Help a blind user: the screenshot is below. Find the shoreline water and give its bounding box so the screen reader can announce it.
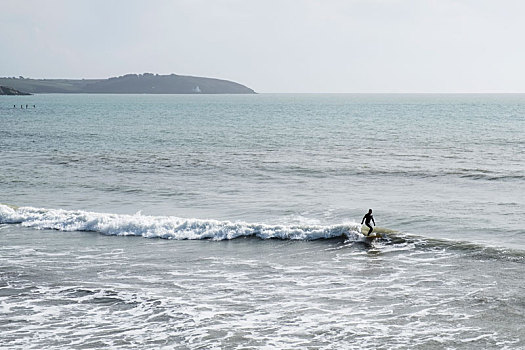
[1,223,523,349]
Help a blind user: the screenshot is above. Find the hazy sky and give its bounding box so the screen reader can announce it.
[1,0,524,93]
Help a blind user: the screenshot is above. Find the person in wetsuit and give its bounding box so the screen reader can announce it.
[361,209,376,236]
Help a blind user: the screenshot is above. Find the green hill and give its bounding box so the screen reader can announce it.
[0,86,32,95]
[0,73,255,94]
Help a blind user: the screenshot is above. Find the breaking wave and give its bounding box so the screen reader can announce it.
[0,204,361,241]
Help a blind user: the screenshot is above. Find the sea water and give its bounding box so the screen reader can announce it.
[0,94,524,349]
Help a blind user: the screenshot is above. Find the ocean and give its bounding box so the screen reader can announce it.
[1,93,524,349]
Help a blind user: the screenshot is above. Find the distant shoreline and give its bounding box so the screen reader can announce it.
[0,73,256,95]
[0,86,32,96]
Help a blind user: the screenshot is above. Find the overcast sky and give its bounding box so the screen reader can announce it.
[1,0,524,93]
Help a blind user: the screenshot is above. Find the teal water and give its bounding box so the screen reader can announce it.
[1,94,524,349]
[1,94,524,246]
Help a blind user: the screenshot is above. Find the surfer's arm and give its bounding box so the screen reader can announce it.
[361,216,365,224]
[372,218,376,225]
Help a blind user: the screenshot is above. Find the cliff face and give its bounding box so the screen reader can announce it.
[0,73,255,94]
[0,86,31,95]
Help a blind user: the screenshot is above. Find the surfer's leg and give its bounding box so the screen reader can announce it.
[366,223,373,235]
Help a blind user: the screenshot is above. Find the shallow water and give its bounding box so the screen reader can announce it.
[1,94,524,348]
[1,225,523,349]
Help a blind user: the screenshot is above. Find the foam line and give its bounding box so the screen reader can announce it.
[0,205,361,241]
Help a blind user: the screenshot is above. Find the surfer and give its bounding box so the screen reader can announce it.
[361,209,375,236]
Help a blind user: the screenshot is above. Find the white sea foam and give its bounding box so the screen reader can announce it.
[0,204,361,241]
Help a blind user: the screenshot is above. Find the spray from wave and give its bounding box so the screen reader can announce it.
[0,204,361,241]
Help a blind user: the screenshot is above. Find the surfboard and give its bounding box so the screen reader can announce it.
[361,225,396,237]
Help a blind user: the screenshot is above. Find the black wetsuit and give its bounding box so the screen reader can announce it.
[362,213,375,235]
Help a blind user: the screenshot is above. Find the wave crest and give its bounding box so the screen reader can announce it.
[0,205,360,241]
